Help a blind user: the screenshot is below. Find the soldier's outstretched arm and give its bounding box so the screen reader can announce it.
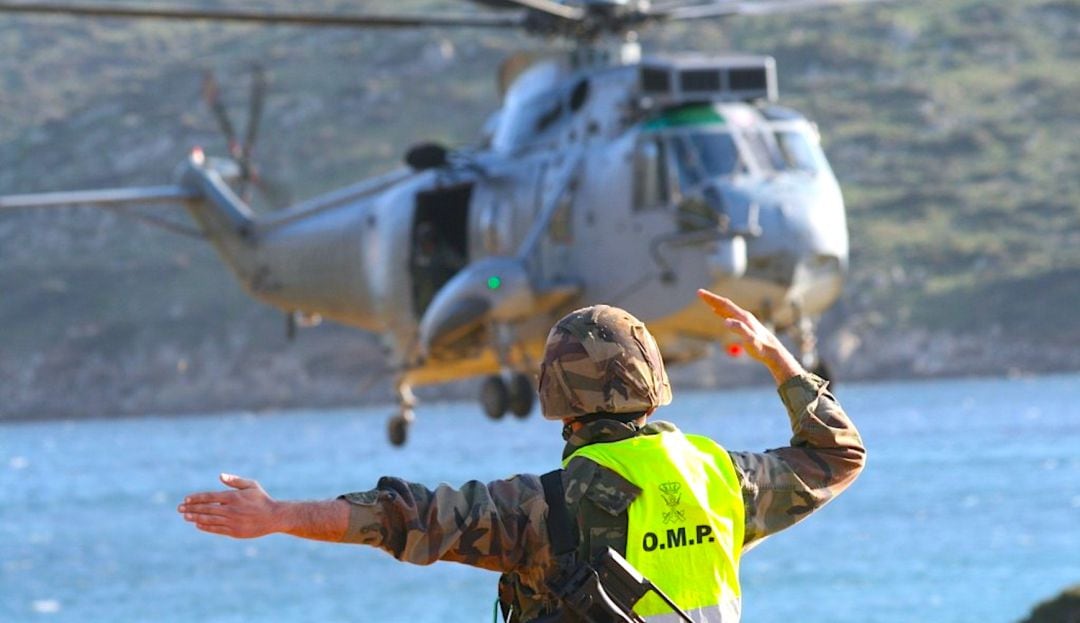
[179,473,549,573]
[697,289,866,548]
[335,474,549,572]
[178,473,351,541]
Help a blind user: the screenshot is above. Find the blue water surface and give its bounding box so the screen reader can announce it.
[2,374,1078,622]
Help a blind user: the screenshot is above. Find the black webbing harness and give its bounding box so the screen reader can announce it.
[528,470,694,623]
[541,469,581,563]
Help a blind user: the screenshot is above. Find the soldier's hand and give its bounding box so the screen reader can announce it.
[697,288,803,384]
[178,473,282,539]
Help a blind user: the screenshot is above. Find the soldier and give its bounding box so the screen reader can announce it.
[178,289,865,621]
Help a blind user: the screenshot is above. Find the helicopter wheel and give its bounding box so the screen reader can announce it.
[388,409,412,447]
[480,375,509,420]
[507,373,534,419]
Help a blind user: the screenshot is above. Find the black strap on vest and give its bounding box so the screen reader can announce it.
[541,469,579,559]
[537,470,692,623]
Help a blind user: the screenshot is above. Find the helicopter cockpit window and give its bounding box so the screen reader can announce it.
[774,129,829,174]
[633,136,670,211]
[738,129,784,172]
[754,129,788,170]
[670,131,741,190]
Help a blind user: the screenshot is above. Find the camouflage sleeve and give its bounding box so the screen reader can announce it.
[728,373,866,549]
[337,474,550,573]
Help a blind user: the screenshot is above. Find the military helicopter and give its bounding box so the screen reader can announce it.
[0,0,869,445]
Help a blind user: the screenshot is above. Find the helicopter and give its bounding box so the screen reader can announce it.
[0,0,871,446]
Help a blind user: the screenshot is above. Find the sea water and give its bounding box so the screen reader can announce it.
[1,374,1078,622]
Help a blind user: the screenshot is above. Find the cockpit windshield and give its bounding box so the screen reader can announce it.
[670,132,741,189]
[773,128,829,174]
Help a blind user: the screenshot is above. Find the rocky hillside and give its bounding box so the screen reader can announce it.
[0,0,1077,419]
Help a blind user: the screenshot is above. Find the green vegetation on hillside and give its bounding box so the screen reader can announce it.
[658,0,1079,338]
[0,0,1077,416]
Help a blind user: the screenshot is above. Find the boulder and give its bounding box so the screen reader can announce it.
[1020,585,1080,623]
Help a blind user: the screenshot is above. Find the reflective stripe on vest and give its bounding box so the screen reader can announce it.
[646,598,740,623]
[563,431,744,621]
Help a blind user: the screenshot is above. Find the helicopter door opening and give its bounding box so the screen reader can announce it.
[411,184,472,318]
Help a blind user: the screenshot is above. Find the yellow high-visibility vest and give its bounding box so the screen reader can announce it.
[564,430,744,621]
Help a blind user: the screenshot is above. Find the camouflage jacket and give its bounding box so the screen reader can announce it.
[339,373,865,621]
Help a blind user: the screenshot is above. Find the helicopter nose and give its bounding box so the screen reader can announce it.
[733,194,848,318]
[743,251,844,288]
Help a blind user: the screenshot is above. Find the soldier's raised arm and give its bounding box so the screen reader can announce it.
[697,289,866,548]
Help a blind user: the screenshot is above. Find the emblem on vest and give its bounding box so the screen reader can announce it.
[659,482,685,524]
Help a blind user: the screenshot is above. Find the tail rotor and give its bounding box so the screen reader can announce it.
[201,65,288,208]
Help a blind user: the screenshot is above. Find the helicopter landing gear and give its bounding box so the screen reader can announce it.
[481,375,509,420]
[507,373,535,418]
[388,380,416,447]
[388,409,414,447]
[481,323,537,420]
[793,311,833,384]
[480,372,535,420]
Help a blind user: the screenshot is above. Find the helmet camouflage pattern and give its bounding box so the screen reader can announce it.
[538,305,672,420]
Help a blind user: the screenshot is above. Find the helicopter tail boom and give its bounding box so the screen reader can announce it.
[176,151,257,238]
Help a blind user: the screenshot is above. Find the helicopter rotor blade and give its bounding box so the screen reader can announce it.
[241,65,266,169]
[0,2,525,29]
[200,65,287,209]
[236,65,267,203]
[201,70,240,160]
[463,0,585,21]
[655,0,889,21]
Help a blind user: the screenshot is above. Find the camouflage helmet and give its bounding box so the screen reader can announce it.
[538,305,672,421]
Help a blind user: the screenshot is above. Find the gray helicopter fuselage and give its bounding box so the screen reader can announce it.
[207,53,848,385]
[0,0,889,442]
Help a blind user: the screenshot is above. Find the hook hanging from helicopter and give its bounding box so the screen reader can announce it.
[1,0,889,446]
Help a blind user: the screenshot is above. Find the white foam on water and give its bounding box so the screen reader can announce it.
[31,599,61,614]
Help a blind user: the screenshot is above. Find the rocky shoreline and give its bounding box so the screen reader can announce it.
[2,323,1077,422]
